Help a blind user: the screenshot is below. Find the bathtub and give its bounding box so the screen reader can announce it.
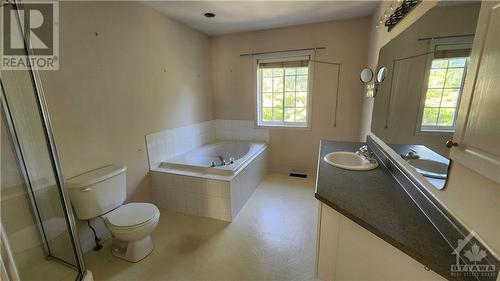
[151,141,268,221]
[161,141,266,177]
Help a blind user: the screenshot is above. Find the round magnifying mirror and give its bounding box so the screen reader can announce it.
[376,67,388,83]
[360,68,374,83]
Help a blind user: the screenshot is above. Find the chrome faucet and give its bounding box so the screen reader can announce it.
[356,145,377,163]
[401,149,420,160]
[217,155,225,166]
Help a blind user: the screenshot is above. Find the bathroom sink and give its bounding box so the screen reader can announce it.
[407,159,448,179]
[323,152,378,171]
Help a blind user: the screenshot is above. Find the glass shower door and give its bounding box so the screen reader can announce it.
[0,2,86,280]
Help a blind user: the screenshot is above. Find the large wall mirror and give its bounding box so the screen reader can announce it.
[371,1,481,190]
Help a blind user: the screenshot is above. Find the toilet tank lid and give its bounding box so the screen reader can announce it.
[65,165,127,189]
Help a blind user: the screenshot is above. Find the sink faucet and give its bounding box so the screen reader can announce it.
[217,155,225,166]
[356,145,377,163]
[401,149,420,160]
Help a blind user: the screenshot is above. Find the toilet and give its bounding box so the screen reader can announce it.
[66,165,160,262]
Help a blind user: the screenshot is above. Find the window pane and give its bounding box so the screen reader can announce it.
[258,64,310,126]
[285,68,296,75]
[431,59,448,69]
[262,78,272,92]
[285,76,295,91]
[424,89,442,107]
[273,93,283,108]
[284,108,295,122]
[262,69,273,78]
[422,108,438,126]
[428,69,446,88]
[449,58,466,67]
[262,93,273,107]
[295,108,307,122]
[272,107,283,121]
[437,108,455,126]
[296,75,308,91]
[273,77,283,92]
[296,67,308,74]
[296,92,307,107]
[284,92,295,107]
[420,57,468,131]
[444,68,464,88]
[262,108,272,121]
[441,89,459,107]
[273,68,284,76]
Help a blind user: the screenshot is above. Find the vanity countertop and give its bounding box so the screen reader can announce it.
[315,140,484,281]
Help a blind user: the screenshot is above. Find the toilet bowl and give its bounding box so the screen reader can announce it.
[103,203,160,262]
[66,165,160,262]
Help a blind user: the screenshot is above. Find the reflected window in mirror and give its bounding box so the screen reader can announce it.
[418,39,472,133]
[369,2,481,190]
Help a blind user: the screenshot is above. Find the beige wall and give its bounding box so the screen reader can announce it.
[365,1,500,256]
[34,1,214,252]
[39,1,214,202]
[211,18,371,173]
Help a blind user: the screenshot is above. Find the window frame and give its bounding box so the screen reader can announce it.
[254,50,314,129]
[416,36,473,135]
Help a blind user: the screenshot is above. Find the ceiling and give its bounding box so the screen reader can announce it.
[142,1,379,36]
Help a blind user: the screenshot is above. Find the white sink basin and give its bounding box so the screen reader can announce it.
[324,152,379,171]
[407,158,448,179]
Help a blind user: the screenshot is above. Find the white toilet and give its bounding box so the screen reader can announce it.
[66,165,160,262]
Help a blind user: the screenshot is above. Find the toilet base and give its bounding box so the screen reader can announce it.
[111,235,154,262]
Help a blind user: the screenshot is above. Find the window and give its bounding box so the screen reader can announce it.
[256,53,312,128]
[419,40,471,132]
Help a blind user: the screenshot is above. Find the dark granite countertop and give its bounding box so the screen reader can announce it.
[315,140,480,281]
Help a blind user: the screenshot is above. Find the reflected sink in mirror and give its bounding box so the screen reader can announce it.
[407,159,448,179]
[389,144,449,189]
[324,152,379,171]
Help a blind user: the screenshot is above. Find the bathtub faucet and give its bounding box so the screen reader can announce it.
[218,155,225,166]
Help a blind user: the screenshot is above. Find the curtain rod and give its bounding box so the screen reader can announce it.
[240,47,326,57]
[418,34,474,41]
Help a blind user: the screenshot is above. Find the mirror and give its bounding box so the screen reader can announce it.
[376,67,387,83]
[370,1,480,190]
[360,68,374,83]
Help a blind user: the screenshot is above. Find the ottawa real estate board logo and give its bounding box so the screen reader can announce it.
[2,1,59,70]
[451,232,497,277]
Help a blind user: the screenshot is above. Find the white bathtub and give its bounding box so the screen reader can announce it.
[161,141,266,177]
[151,141,268,221]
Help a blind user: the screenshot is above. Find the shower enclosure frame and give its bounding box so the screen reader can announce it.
[1,0,87,280]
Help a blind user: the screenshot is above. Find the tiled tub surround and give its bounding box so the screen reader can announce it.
[146,120,269,221]
[151,148,267,221]
[145,119,269,170]
[146,121,216,170]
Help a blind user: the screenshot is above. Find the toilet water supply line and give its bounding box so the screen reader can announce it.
[87,220,103,251]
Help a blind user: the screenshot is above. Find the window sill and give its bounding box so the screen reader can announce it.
[417,129,454,136]
[256,123,310,130]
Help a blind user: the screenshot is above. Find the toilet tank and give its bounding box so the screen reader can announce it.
[65,165,127,220]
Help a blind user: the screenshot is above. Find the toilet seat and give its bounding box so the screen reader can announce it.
[104,203,159,230]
